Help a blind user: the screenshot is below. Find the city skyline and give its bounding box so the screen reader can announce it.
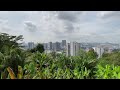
[23,40,120,44]
[0,11,120,43]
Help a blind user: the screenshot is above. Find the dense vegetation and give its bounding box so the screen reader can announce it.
[0,33,120,79]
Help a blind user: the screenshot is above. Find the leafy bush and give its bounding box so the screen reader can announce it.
[95,64,120,79]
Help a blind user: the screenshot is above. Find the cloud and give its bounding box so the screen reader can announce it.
[64,22,74,32]
[0,11,120,43]
[57,11,81,22]
[97,11,120,24]
[98,11,120,18]
[24,21,37,32]
[56,11,83,33]
[0,19,13,33]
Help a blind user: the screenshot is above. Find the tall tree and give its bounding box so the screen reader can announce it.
[0,33,25,77]
[0,33,23,53]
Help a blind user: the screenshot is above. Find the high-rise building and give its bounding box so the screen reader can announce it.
[60,42,62,50]
[52,42,61,51]
[62,40,66,48]
[48,42,52,50]
[21,42,28,50]
[61,40,67,52]
[70,42,80,56]
[28,42,35,49]
[66,43,70,56]
[52,43,55,51]
[56,42,61,51]
[43,43,48,50]
[93,47,104,58]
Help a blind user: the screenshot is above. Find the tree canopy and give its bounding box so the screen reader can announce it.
[30,43,45,53]
[87,48,98,59]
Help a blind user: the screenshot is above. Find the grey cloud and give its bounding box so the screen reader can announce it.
[1,11,120,43]
[24,21,37,32]
[64,22,74,33]
[56,11,83,33]
[57,11,80,22]
[57,11,83,22]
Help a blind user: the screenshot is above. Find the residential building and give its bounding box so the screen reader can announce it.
[28,42,35,49]
[66,43,70,56]
[48,42,53,50]
[55,42,61,51]
[70,41,80,56]
[62,40,66,49]
[93,47,104,58]
[43,43,48,50]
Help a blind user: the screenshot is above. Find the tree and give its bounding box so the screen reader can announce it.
[99,52,120,66]
[0,33,25,77]
[30,43,44,53]
[0,33,24,53]
[87,49,98,59]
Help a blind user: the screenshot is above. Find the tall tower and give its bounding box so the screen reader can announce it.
[66,43,70,56]
[48,42,52,50]
[70,41,80,56]
[43,43,48,50]
[28,42,34,49]
[94,47,104,58]
[62,40,66,48]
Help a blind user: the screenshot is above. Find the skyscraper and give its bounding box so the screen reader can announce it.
[56,42,61,51]
[61,40,67,51]
[62,40,66,48]
[48,42,52,50]
[43,43,48,50]
[21,42,28,50]
[28,42,35,49]
[52,42,61,51]
[70,42,80,56]
[66,43,70,56]
[93,47,104,58]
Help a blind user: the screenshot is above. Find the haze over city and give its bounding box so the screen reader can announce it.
[0,11,120,43]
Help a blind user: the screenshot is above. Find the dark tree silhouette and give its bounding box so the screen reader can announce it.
[30,43,45,53]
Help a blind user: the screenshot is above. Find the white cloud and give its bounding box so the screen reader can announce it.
[0,11,119,43]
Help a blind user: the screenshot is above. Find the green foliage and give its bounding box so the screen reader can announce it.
[0,33,23,51]
[1,33,120,79]
[87,49,98,59]
[95,64,120,79]
[21,51,98,79]
[0,33,26,77]
[99,52,120,66]
[30,43,44,53]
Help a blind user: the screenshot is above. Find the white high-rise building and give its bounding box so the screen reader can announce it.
[70,42,80,56]
[93,47,104,58]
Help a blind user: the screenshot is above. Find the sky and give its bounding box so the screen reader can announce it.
[0,11,120,43]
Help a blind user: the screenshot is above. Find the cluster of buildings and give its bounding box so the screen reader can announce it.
[43,40,67,54]
[43,40,81,56]
[22,42,37,50]
[22,40,120,58]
